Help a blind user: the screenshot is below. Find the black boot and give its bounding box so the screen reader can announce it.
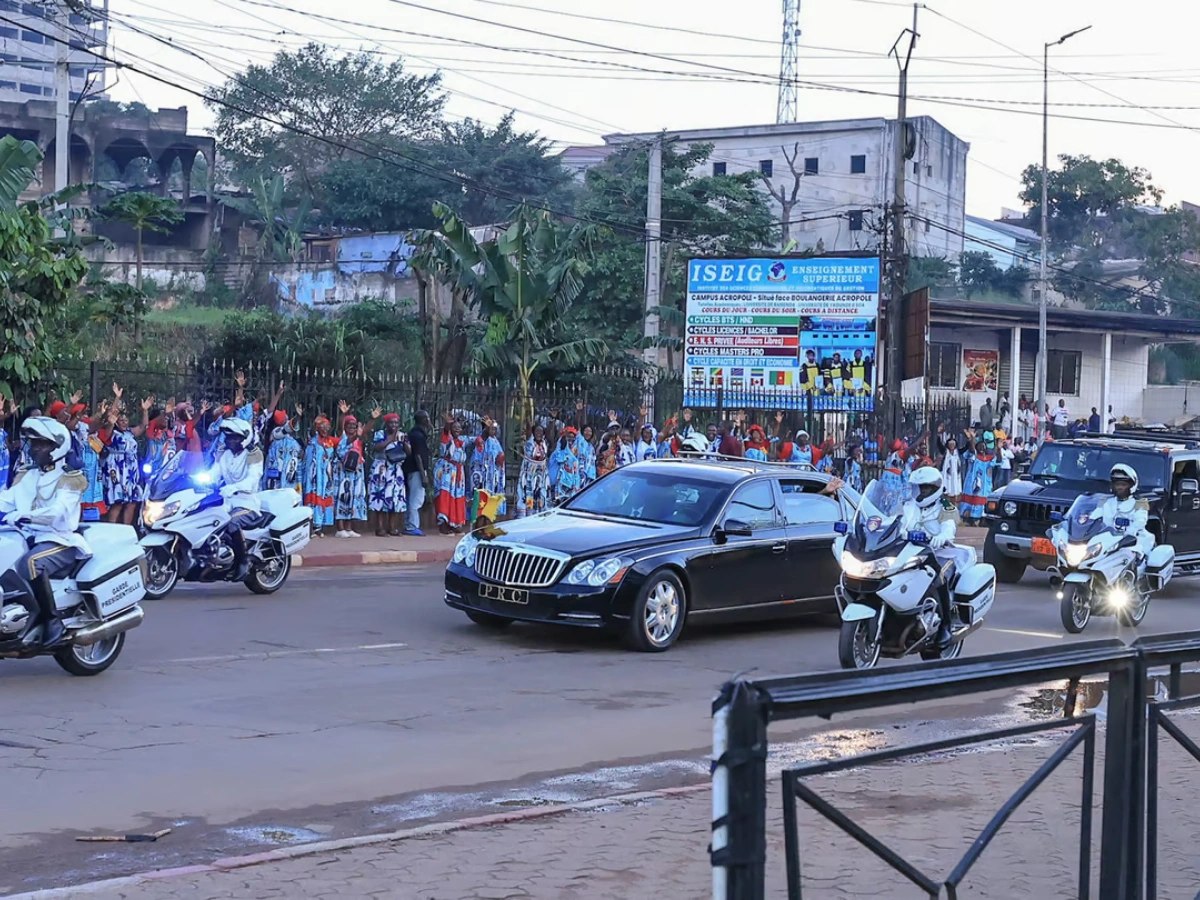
[228,527,251,583]
[32,574,64,647]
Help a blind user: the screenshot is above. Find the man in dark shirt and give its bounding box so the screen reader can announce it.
[1088,407,1101,433]
[716,421,744,458]
[402,410,432,536]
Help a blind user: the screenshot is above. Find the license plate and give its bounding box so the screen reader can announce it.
[479,583,529,605]
[1032,537,1055,557]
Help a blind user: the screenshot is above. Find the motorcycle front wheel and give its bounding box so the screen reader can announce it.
[246,542,292,595]
[838,619,881,670]
[143,546,180,600]
[1060,586,1092,633]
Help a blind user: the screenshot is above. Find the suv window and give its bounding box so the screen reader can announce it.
[725,481,777,530]
[1030,445,1169,490]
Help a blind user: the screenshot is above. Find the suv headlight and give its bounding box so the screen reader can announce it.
[142,500,179,527]
[840,551,896,579]
[452,534,479,567]
[1003,501,1018,517]
[565,556,632,587]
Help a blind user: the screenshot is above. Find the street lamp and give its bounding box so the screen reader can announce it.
[1037,25,1091,443]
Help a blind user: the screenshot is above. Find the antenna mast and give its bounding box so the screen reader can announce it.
[777,0,800,122]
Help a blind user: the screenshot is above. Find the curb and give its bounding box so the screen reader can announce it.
[292,548,453,569]
[8,783,709,899]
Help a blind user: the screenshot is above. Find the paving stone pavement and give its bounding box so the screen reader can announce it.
[56,720,1200,900]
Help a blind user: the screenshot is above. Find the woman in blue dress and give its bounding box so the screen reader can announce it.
[263,410,303,492]
[335,416,369,538]
[574,426,597,488]
[434,417,469,533]
[468,417,506,525]
[303,415,340,535]
[369,413,410,536]
[959,429,1000,524]
[844,444,865,493]
[101,401,149,526]
[516,424,550,518]
[547,427,582,505]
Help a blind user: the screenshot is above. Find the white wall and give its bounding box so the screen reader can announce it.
[929,325,1001,418]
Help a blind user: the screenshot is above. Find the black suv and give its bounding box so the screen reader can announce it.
[983,430,1200,583]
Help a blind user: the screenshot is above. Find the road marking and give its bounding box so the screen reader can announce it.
[987,627,1064,640]
[166,642,409,664]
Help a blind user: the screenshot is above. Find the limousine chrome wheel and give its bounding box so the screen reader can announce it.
[627,571,685,652]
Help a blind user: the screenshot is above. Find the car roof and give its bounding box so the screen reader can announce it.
[631,457,838,484]
[1050,435,1195,454]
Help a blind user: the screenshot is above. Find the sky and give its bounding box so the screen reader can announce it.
[100,0,1200,218]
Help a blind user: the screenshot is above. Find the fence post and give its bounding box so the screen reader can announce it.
[88,360,99,413]
[711,679,768,900]
[1098,653,1147,900]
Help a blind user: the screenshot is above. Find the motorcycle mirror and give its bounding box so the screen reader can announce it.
[834,521,848,534]
[1115,517,1130,528]
[1050,511,1064,522]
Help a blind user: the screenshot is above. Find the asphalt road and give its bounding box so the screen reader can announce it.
[2,563,1198,893]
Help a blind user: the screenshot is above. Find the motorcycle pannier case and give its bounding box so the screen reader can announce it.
[952,563,997,626]
[77,546,147,618]
[270,506,313,556]
[1147,544,1175,591]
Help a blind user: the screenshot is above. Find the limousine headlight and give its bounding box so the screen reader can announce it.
[566,556,632,587]
[452,534,479,567]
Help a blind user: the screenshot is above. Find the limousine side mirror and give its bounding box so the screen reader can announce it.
[719,519,754,538]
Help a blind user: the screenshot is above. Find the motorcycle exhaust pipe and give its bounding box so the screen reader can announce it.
[72,606,145,646]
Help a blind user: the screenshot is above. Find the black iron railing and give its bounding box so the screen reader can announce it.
[712,634,1200,900]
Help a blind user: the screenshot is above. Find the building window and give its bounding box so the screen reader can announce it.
[929,342,961,389]
[712,161,726,176]
[759,159,773,177]
[924,218,931,232]
[0,80,15,90]
[0,1,17,10]
[20,30,44,44]
[926,164,934,178]
[850,154,866,174]
[18,83,40,94]
[913,162,920,175]
[1046,349,1082,396]
[0,26,17,38]
[20,3,44,16]
[804,157,819,175]
[848,210,864,232]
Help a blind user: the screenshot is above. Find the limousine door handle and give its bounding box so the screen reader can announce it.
[772,542,787,554]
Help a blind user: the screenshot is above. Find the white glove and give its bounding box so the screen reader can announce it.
[930,533,949,550]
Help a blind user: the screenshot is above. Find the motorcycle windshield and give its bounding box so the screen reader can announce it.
[850,479,913,554]
[146,451,208,502]
[1063,493,1111,542]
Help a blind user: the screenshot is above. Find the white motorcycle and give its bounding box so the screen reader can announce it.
[1049,493,1175,633]
[0,523,147,675]
[833,479,997,669]
[139,452,313,599]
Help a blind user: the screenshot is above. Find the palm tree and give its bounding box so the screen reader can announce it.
[101,191,185,295]
[416,202,608,423]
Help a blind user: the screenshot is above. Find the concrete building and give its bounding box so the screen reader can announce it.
[963,215,1039,271]
[587,115,969,255]
[0,0,108,103]
[927,299,1200,426]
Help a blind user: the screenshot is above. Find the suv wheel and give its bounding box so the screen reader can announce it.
[984,529,1026,584]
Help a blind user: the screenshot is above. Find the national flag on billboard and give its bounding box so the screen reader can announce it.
[772,370,792,386]
[709,368,724,386]
[750,368,765,386]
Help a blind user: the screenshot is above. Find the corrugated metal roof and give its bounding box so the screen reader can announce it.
[931,298,1200,338]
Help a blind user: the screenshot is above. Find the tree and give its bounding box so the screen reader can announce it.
[100,192,185,340]
[209,43,446,200]
[415,203,607,420]
[0,137,89,394]
[906,255,956,293]
[221,175,313,308]
[762,143,807,248]
[958,251,1002,299]
[574,141,777,359]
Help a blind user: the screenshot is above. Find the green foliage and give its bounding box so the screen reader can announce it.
[573,141,776,354]
[101,191,185,239]
[906,255,956,293]
[209,43,446,198]
[958,251,1002,298]
[0,136,40,209]
[221,175,311,263]
[415,203,607,400]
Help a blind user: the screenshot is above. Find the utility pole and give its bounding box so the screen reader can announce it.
[53,0,71,199]
[643,135,663,373]
[885,4,918,440]
[1037,25,1090,444]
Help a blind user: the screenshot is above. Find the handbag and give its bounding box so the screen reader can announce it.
[385,443,407,465]
[342,447,362,474]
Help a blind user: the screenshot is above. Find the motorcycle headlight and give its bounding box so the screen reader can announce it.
[840,551,896,579]
[565,556,632,587]
[1063,542,1101,568]
[142,500,179,527]
[452,534,479,567]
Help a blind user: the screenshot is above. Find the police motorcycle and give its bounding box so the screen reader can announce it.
[1048,493,1175,633]
[0,420,147,676]
[833,477,997,669]
[139,451,313,599]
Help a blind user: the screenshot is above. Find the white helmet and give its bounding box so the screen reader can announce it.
[21,416,71,465]
[681,433,709,454]
[219,417,252,453]
[909,465,944,510]
[1110,463,1138,493]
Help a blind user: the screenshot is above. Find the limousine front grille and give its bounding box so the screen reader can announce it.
[474,544,567,588]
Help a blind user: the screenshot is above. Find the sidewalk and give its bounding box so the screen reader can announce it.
[32,732,1200,899]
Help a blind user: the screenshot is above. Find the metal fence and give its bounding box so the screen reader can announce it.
[711,633,1200,900]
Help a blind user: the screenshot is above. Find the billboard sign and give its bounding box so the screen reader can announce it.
[683,256,881,410]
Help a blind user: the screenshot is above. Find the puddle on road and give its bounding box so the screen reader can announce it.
[223,825,325,845]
